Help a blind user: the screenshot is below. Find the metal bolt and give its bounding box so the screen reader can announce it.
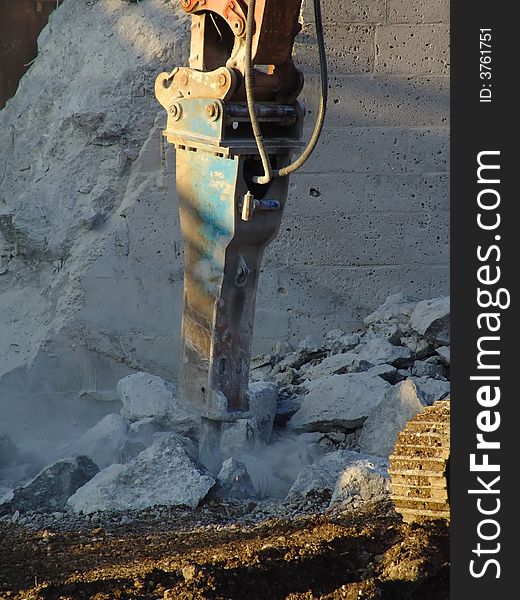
[217,73,227,87]
[180,72,189,86]
[206,102,219,121]
[169,103,182,121]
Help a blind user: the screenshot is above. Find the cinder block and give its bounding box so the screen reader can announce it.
[285,173,373,216]
[298,127,410,174]
[404,211,450,265]
[253,307,290,341]
[288,314,361,347]
[265,212,408,268]
[284,173,448,217]
[376,25,450,75]
[362,173,449,213]
[294,25,376,74]
[260,265,348,316]
[301,0,386,24]
[282,263,433,326]
[430,265,449,297]
[421,173,450,211]
[388,0,450,24]
[300,74,449,127]
[407,127,449,173]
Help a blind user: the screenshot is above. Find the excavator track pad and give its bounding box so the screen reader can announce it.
[389,399,450,523]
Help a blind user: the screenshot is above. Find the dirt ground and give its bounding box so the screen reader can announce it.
[0,501,449,600]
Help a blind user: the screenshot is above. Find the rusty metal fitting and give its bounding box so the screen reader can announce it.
[217,73,227,87]
[232,19,244,36]
[169,102,182,121]
[205,102,220,121]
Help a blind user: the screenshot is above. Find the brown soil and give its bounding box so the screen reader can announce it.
[0,502,449,600]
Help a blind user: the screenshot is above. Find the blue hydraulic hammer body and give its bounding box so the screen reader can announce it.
[155,0,326,471]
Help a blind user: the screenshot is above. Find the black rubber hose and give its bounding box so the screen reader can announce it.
[245,0,328,183]
[245,0,273,184]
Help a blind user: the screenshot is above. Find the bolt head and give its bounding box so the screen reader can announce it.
[168,103,182,121]
[206,103,217,119]
[217,73,227,87]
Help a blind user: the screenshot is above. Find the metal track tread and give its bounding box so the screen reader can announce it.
[389,400,450,523]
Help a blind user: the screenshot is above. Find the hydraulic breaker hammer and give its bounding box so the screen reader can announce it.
[155,0,327,473]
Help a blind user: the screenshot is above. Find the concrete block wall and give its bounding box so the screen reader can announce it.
[254,0,450,351]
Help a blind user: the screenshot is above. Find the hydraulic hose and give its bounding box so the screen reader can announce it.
[244,0,272,184]
[245,0,328,183]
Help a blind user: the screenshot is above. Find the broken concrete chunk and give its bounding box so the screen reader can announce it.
[364,293,417,327]
[117,372,199,436]
[288,372,390,433]
[297,335,323,353]
[400,334,432,358]
[411,360,447,380]
[435,345,451,365]
[0,456,99,514]
[67,434,214,514]
[303,352,360,379]
[410,296,450,345]
[117,372,176,420]
[274,396,303,427]
[286,449,381,502]
[358,379,428,458]
[213,458,257,500]
[323,331,360,354]
[70,413,129,469]
[364,293,418,342]
[128,416,165,438]
[354,333,411,367]
[367,364,397,382]
[409,377,450,405]
[330,458,390,506]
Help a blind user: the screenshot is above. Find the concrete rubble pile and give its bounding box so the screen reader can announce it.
[1,293,450,525]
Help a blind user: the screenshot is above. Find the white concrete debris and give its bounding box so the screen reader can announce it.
[330,458,390,506]
[358,379,429,458]
[118,372,199,436]
[409,377,450,405]
[1,456,99,514]
[67,434,214,514]
[69,413,129,469]
[128,416,165,438]
[288,372,391,432]
[364,293,418,342]
[435,346,451,365]
[118,373,177,420]
[213,458,257,500]
[323,331,360,354]
[410,359,447,379]
[410,296,450,345]
[0,291,451,515]
[286,449,387,504]
[303,352,360,379]
[353,333,412,367]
